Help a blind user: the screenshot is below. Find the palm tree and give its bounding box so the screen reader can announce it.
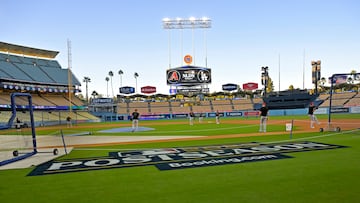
[105,77,110,97]
[118,70,124,87]
[266,77,274,93]
[320,77,326,86]
[108,71,114,98]
[91,90,98,100]
[288,85,294,91]
[134,72,139,93]
[83,76,91,104]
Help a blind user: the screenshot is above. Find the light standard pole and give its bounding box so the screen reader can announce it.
[108,71,114,98]
[134,72,139,93]
[105,77,109,97]
[118,69,123,87]
[83,76,91,104]
[162,17,211,67]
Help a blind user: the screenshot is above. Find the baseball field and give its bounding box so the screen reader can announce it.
[0,114,359,203]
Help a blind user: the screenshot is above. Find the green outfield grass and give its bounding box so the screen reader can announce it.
[27,113,359,137]
[0,115,360,203]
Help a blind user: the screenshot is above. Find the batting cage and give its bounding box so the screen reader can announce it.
[320,73,360,133]
[0,93,60,167]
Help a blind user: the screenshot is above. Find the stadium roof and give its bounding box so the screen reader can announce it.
[0,41,59,59]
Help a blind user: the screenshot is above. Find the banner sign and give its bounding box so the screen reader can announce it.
[177,88,209,94]
[29,141,345,176]
[330,107,349,113]
[328,75,347,84]
[91,98,113,104]
[222,83,238,91]
[225,111,243,117]
[243,82,258,91]
[172,113,189,118]
[208,112,225,117]
[141,86,156,94]
[166,66,211,86]
[350,106,360,113]
[119,86,135,94]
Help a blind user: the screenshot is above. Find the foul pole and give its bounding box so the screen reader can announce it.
[67,39,72,115]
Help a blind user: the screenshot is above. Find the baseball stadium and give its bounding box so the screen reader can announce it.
[1,7,360,201]
[0,38,359,202]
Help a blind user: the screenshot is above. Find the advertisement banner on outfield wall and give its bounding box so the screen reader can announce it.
[315,108,328,114]
[225,112,243,117]
[208,112,225,117]
[172,113,189,119]
[350,106,360,113]
[330,107,349,113]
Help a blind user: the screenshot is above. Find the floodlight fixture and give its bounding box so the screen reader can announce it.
[162,17,212,29]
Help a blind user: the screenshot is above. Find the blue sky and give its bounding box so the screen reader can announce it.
[1,0,359,97]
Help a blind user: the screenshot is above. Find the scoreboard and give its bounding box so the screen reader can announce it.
[166,66,211,86]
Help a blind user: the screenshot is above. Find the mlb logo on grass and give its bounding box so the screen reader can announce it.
[28,141,345,176]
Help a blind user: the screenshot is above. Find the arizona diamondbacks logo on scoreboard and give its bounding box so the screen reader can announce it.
[29,141,345,176]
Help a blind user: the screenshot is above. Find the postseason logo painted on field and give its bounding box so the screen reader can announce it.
[29,141,345,176]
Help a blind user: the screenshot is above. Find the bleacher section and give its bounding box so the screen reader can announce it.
[191,100,212,113]
[0,93,11,104]
[0,92,98,125]
[344,92,360,107]
[150,101,170,114]
[0,92,85,107]
[170,102,190,113]
[232,99,254,110]
[319,92,357,107]
[115,98,258,115]
[212,100,233,112]
[117,103,129,114]
[0,111,11,123]
[115,98,258,116]
[128,102,150,115]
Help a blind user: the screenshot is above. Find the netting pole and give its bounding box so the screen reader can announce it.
[289,119,294,139]
[328,75,334,130]
[60,130,68,155]
[28,94,38,153]
[10,93,37,153]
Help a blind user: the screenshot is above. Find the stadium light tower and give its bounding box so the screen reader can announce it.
[261,66,269,98]
[162,17,211,68]
[311,60,321,95]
